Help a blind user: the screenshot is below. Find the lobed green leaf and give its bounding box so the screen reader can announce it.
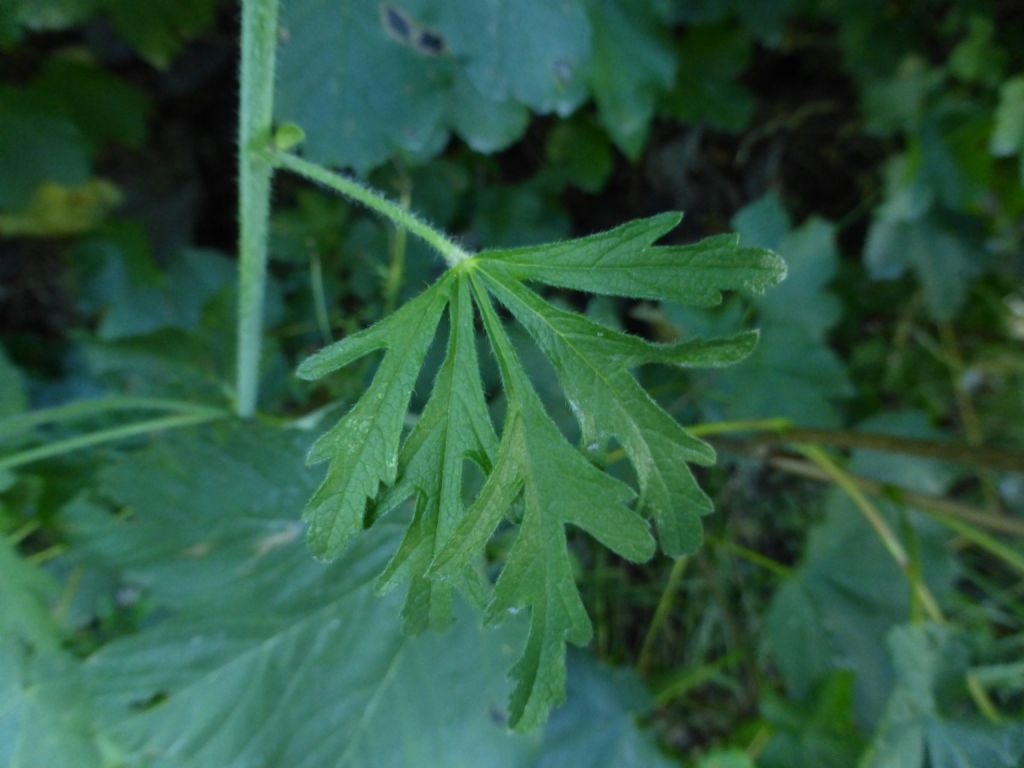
[477,212,786,305]
[297,213,784,728]
[301,281,448,557]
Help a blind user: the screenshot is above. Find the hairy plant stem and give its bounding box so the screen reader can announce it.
[271,150,470,267]
[236,0,280,417]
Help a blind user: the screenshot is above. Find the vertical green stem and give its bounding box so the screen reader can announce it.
[236,0,280,417]
[637,555,688,674]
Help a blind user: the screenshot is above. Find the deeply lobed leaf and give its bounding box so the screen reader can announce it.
[476,213,785,305]
[480,273,760,556]
[298,282,449,557]
[298,214,785,728]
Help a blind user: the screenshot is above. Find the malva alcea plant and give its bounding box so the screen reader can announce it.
[236,0,786,731]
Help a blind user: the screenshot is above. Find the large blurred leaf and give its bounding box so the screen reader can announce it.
[991,75,1024,184]
[666,194,849,425]
[72,221,235,340]
[0,537,59,652]
[442,1,590,114]
[102,0,218,68]
[662,24,754,132]
[277,0,546,172]
[71,424,538,767]
[0,0,214,66]
[278,0,678,171]
[758,671,864,768]
[67,423,677,766]
[0,645,103,768]
[0,539,103,768]
[536,652,675,768]
[761,413,959,725]
[865,207,984,323]
[863,624,1024,768]
[29,58,150,150]
[584,0,674,158]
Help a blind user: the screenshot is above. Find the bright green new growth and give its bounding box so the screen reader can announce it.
[298,212,785,730]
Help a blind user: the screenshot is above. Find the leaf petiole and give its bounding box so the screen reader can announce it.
[270,150,471,268]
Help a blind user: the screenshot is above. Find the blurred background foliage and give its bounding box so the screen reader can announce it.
[1,0,1023,765]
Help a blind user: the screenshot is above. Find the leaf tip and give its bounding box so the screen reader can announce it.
[753,247,788,292]
[295,354,323,381]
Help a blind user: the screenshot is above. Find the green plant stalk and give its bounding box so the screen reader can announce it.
[236,0,280,417]
[637,556,688,674]
[309,252,333,344]
[652,650,742,706]
[714,440,1024,537]
[798,444,946,622]
[741,448,1024,581]
[797,449,1004,719]
[7,521,39,545]
[695,551,761,704]
[707,534,793,578]
[271,151,470,267]
[0,396,223,438]
[0,412,224,471]
[688,417,793,437]
[26,543,66,565]
[749,424,1024,473]
[966,673,1003,724]
[930,512,1024,578]
[54,565,83,623]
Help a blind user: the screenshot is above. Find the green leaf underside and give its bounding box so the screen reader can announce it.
[299,213,785,728]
